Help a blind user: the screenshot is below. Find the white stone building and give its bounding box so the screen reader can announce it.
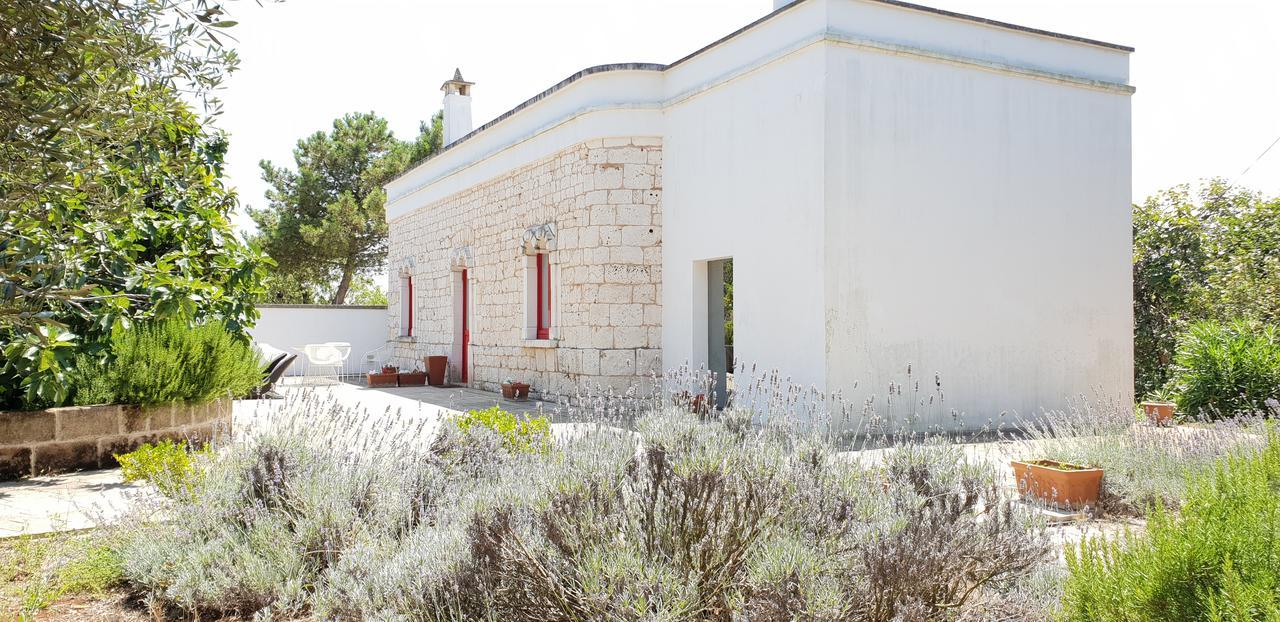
[384,0,1134,425]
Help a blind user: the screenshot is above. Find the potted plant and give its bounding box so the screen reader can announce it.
[398,368,427,386]
[1010,459,1103,510]
[499,379,531,400]
[511,381,530,400]
[672,390,709,415]
[368,365,399,388]
[1140,388,1177,427]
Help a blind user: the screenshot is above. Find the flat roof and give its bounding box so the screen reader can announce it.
[390,0,1132,186]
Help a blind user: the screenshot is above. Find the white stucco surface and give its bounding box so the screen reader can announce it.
[822,43,1133,423]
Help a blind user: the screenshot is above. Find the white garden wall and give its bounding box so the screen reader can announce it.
[249,305,390,376]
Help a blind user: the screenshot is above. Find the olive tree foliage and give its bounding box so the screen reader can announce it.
[252,112,442,304]
[0,1,270,408]
[1133,180,1280,396]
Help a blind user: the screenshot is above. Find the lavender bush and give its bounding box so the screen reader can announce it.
[1017,396,1266,514]
[112,370,1056,621]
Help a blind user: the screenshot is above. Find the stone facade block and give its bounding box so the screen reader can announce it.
[637,349,663,375]
[600,350,636,376]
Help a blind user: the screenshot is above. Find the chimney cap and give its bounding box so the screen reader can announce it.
[441,68,474,92]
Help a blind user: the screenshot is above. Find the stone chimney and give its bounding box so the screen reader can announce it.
[441,68,474,147]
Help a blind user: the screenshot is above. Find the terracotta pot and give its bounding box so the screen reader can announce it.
[672,391,709,415]
[426,356,448,386]
[1011,459,1103,510]
[368,371,399,388]
[1141,401,1176,426]
[501,383,516,399]
[398,371,427,386]
[512,382,530,400]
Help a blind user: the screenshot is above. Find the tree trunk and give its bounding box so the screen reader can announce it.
[332,258,356,305]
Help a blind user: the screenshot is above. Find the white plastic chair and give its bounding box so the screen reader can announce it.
[301,342,351,382]
[255,342,289,368]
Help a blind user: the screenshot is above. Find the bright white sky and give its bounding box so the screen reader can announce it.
[219,0,1280,234]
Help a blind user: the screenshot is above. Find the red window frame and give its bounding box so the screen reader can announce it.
[403,275,414,337]
[536,253,551,339]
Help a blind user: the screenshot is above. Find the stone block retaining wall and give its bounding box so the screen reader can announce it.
[0,399,230,480]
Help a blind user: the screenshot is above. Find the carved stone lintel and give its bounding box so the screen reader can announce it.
[450,246,474,271]
[521,222,557,254]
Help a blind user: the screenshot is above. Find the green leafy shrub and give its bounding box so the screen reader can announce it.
[1168,319,1280,419]
[68,353,116,406]
[73,319,262,406]
[1133,182,1280,397]
[450,405,551,453]
[1060,427,1280,621]
[116,439,210,499]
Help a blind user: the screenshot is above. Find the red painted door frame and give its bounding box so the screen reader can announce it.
[460,269,469,383]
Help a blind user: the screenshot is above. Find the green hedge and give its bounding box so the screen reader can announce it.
[1168,320,1280,420]
[1061,427,1280,621]
[70,319,261,406]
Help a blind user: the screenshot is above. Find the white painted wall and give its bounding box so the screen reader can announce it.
[248,305,390,376]
[385,0,1133,425]
[821,8,1133,425]
[823,55,1134,422]
[661,39,830,388]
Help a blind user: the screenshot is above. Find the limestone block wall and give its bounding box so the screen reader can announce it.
[386,138,663,400]
[0,399,231,480]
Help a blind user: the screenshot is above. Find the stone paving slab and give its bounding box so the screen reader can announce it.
[0,470,149,538]
[360,384,554,417]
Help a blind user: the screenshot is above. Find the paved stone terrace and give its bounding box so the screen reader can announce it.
[359,383,553,417]
[0,469,147,538]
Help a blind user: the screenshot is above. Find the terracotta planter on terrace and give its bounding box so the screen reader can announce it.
[500,382,530,400]
[672,391,709,415]
[426,356,448,386]
[367,371,398,388]
[1011,459,1103,510]
[1141,401,1176,427]
[398,371,427,386]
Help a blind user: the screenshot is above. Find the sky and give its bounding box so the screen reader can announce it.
[217,0,1280,234]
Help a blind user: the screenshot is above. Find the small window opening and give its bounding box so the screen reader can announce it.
[400,275,414,337]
